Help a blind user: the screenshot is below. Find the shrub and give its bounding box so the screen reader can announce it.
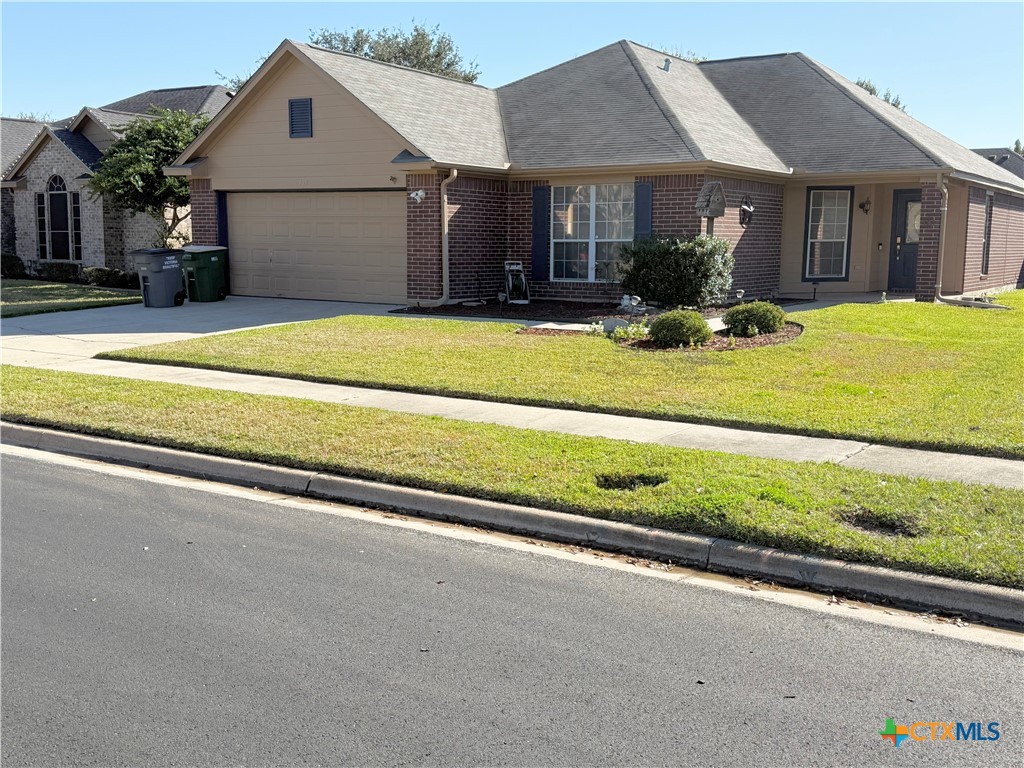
[618,234,734,309]
[34,262,83,284]
[648,309,712,348]
[608,320,649,343]
[1,251,27,278]
[722,301,786,337]
[84,267,139,289]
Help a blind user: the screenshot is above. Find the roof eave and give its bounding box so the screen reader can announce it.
[948,170,1024,197]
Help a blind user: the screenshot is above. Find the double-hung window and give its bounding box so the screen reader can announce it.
[804,187,852,280]
[551,183,634,282]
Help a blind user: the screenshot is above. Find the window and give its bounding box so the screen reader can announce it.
[36,175,82,262]
[288,98,312,138]
[551,183,634,281]
[804,187,852,280]
[981,194,994,275]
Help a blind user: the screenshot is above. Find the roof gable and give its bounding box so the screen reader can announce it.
[1,118,47,176]
[3,126,99,180]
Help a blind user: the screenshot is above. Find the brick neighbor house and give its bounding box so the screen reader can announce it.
[167,40,1024,305]
[1,86,232,272]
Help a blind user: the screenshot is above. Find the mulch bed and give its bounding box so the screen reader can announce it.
[395,298,802,323]
[627,322,804,352]
[517,327,588,336]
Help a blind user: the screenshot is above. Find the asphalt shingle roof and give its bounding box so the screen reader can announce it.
[295,43,509,169]
[1,118,46,175]
[971,148,1024,180]
[51,129,103,170]
[86,107,159,135]
[101,85,232,118]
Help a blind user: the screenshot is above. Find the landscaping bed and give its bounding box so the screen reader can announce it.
[103,291,1024,458]
[3,365,1023,589]
[1,279,141,318]
[628,323,804,351]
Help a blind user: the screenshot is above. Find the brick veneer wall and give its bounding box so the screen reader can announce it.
[706,175,784,297]
[962,187,1024,294]
[1,189,15,256]
[189,178,218,246]
[642,173,704,237]
[914,182,943,301]
[448,176,508,301]
[406,173,443,303]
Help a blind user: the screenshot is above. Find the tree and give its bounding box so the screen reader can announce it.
[219,22,479,90]
[7,111,51,122]
[855,78,907,112]
[87,108,210,247]
[1014,139,1022,155]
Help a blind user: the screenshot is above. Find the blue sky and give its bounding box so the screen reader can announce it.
[2,2,1021,149]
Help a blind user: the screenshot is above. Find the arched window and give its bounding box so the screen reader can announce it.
[36,175,82,261]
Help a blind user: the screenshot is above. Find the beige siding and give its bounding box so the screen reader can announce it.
[941,182,967,295]
[201,55,412,191]
[227,191,406,302]
[79,118,115,152]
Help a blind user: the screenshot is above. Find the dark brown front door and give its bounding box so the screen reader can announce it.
[888,190,921,292]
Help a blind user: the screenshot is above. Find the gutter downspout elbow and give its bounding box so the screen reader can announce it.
[416,169,458,308]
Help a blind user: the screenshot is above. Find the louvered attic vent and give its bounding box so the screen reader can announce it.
[288,98,312,138]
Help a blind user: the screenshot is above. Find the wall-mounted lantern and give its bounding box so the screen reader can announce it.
[739,195,755,228]
[859,197,872,215]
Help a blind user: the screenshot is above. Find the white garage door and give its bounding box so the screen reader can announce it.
[227,192,407,303]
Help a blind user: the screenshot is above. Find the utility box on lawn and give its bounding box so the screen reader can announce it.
[131,248,186,308]
[181,246,228,302]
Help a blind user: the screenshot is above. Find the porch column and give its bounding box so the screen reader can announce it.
[914,182,942,302]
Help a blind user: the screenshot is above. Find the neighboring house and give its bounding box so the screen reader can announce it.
[1,86,231,272]
[169,40,1024,305]
[972,148,1024,180]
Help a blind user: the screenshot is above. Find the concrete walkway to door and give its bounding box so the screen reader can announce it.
[3,297,1021,489]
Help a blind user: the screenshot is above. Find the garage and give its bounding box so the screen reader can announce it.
[226,191,407,303]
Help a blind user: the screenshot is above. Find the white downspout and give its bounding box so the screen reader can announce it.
[416,168,457,307]
[933,173,948,302]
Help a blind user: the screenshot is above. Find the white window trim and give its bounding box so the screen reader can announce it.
[803,187,852,281]
[550,184,633,283]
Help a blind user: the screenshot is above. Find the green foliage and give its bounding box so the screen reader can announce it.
[722,301,787,337]
[34,262,83,284]
[1,251,27,278]
[648,309,712,348]
[223,22,479,88]
[1014,139,1023,155]
[618,234,734,310]
[87,109,209,246]
[855,78,907,111]
[83,267,139,289]
[608,320,650,343]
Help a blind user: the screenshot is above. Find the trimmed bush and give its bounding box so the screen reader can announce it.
[618,234,734,309]
[648,309,712,348]
[34,262,83,284]
[722,301,786,337]
[84,267,139,289]
[1,251,27,279]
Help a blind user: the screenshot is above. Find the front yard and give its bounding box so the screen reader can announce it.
[1,279,140,318]
[103,291,1024,458]
[3,365,1022,588]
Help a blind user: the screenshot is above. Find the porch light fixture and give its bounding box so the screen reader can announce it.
[859,197,872,214]
[409,189,426,203]
[739,195,755,228]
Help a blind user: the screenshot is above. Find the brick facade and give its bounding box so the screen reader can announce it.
[189,178,218,246]
[447,175,508,301]
[1,189,15,257]
[962,186,1024,294]
[643,173,704,237]
[914,182,943,301]
[406,173,443,302]
[706,175,784,297]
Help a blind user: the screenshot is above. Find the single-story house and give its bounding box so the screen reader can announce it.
[167,40,1024,305]
[1,85,232,272]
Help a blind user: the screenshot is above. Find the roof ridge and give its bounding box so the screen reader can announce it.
[296,40,492,90]
[496,40,627,90]
[0,116,47,124]
[696,51,798,65]
[795,53,946,170]
[619,41,704,162]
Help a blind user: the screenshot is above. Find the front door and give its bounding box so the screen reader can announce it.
[888,190,921,292]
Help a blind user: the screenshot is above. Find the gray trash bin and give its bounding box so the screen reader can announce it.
[131,248,186,308]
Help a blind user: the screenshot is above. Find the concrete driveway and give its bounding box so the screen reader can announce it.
[1,296,402,368]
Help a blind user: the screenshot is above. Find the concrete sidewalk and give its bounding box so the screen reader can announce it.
[3,299,1021,489]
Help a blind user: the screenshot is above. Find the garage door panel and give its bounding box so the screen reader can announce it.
[228,191,407,302]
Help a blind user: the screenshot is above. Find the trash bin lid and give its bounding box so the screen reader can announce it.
[182,245,227,253]
[130,247,185,254]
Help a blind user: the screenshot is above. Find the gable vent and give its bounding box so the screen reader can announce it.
[288,98,312,138]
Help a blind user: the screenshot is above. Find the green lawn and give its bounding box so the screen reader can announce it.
[103,291,1024,458]
[1,279,140,317]
[3,365,1022,588]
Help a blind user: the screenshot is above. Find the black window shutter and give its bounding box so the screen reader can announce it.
[531,185,550,282]
[634,181,653,240]
[288,98,312,138]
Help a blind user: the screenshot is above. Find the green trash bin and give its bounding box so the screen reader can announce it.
[181,246,228,302]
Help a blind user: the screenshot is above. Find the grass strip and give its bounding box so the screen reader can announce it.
[1,280,140,318]
[101,291,1024,458]
[3,365,1022,589]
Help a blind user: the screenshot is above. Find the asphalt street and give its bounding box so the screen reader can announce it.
[2,451,1021,767]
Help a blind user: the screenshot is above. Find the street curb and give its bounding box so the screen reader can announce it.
[3,421,1022,630]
